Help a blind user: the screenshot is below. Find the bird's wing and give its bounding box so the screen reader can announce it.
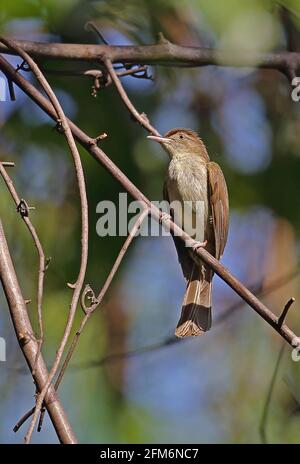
[207,162,229,260]
[163,180,195,281]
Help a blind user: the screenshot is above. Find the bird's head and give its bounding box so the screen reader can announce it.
[147,128,209,160]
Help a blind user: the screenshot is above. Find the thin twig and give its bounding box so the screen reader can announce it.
[278,297,295,328]
[1,38,300,78]
[0,220,77,443]
[103,57,160,135]
[0,162,46,374]
[259,342,285,444]
[23,65,150,81]
[0,37,89,444]
[13,265,300,433]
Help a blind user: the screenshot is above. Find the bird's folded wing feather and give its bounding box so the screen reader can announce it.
[207,161,229,260]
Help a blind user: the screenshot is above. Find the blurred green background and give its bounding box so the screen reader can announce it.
[1,0,300,444]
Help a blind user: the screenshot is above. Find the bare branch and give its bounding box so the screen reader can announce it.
[13,265,300,432]
[0,220,77,443]
[85,21,109,45]
[13,265,300,392]
[0,162,46,374]
[70,265,300,371]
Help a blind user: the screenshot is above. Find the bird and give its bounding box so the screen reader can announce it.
[148,128,229,337]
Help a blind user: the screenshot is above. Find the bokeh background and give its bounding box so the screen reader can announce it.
[1,0,300,444]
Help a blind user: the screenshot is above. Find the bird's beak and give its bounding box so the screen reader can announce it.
[147,135,172,144]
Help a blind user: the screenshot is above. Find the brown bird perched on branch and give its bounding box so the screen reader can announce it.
[148,128,229,337]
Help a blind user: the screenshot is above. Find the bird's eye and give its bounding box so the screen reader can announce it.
[179,135,183,139]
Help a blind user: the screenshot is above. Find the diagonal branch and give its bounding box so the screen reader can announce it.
[0,220,77,443]
[0,37,89,444]
[0,52,298,350]
[13,207,150,432]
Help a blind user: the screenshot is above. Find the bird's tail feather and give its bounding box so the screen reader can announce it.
[175,264,212,338]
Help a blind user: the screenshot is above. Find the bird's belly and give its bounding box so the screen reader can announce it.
[167,157,208,242]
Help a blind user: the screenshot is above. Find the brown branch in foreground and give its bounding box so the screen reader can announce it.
[0,38,300,77]
[103,57,160,135]
[0,220,77,443]
[0,162,46,374]
[259,342,285,444]
[14,207,150,433]
[0,52,299,351]
[0,37,89,444]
